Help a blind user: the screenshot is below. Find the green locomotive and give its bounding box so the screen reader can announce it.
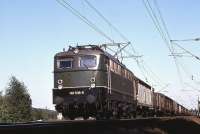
[53,45,137,119]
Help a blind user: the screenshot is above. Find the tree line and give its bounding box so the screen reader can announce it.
[0,76,57,123]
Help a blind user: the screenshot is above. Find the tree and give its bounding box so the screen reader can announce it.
[0,92,3,121]
[5,76,32,122]
[0,92,9,123]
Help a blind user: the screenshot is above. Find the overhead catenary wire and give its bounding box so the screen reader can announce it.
[143,0,184,86]
[142,0,184,88]
[83,0,129,42]
[56,0,114,42]
[142,0,170,47]
[153,0,172,40]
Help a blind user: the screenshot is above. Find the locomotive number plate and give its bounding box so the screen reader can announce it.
[69,91,84,95]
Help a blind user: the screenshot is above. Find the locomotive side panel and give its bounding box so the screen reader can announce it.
[110,72,134,95]
[108,58,136,103]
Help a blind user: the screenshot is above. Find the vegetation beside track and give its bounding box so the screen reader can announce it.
[0,76,57,123]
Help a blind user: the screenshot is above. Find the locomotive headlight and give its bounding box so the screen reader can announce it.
[90,77,96,88]
[57,79,63,84]
[74,48,79,54]
[90,83,95,88]
[90,77,95,83]
[58,85,63,90]
[57,79,63,90]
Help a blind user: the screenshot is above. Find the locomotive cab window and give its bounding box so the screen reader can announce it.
[57,58,73,69]
[80,55,97,68]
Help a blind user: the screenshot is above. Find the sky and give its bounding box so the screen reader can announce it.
[0,0,200,110]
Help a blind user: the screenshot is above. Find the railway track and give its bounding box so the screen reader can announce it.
[0,116,199,134]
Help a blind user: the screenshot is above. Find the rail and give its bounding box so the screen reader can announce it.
[0,116,199,134]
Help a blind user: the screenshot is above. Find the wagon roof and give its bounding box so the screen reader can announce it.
[137,77,152,89]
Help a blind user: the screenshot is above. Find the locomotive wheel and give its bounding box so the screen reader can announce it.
[68,115,75,120]
[83,115,89,120]
[105,111,112,120]
[63,113,75,120]
[83,104,89,120]
[128,111,135,119]
[96,114,101,120]
[96,112,104,120]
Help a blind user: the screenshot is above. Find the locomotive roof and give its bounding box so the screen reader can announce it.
[55,45,126,68]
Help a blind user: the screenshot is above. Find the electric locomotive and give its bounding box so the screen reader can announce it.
[53,45,137,120]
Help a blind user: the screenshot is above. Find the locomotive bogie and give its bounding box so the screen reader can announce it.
[54,87,108,119]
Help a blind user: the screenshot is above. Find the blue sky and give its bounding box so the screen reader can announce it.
[1,0,200,110]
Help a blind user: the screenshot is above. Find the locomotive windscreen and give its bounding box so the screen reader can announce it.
[80,55,97,68]
[57,58,73,69]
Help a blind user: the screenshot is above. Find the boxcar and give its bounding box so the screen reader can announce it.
[136,79,154,116]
